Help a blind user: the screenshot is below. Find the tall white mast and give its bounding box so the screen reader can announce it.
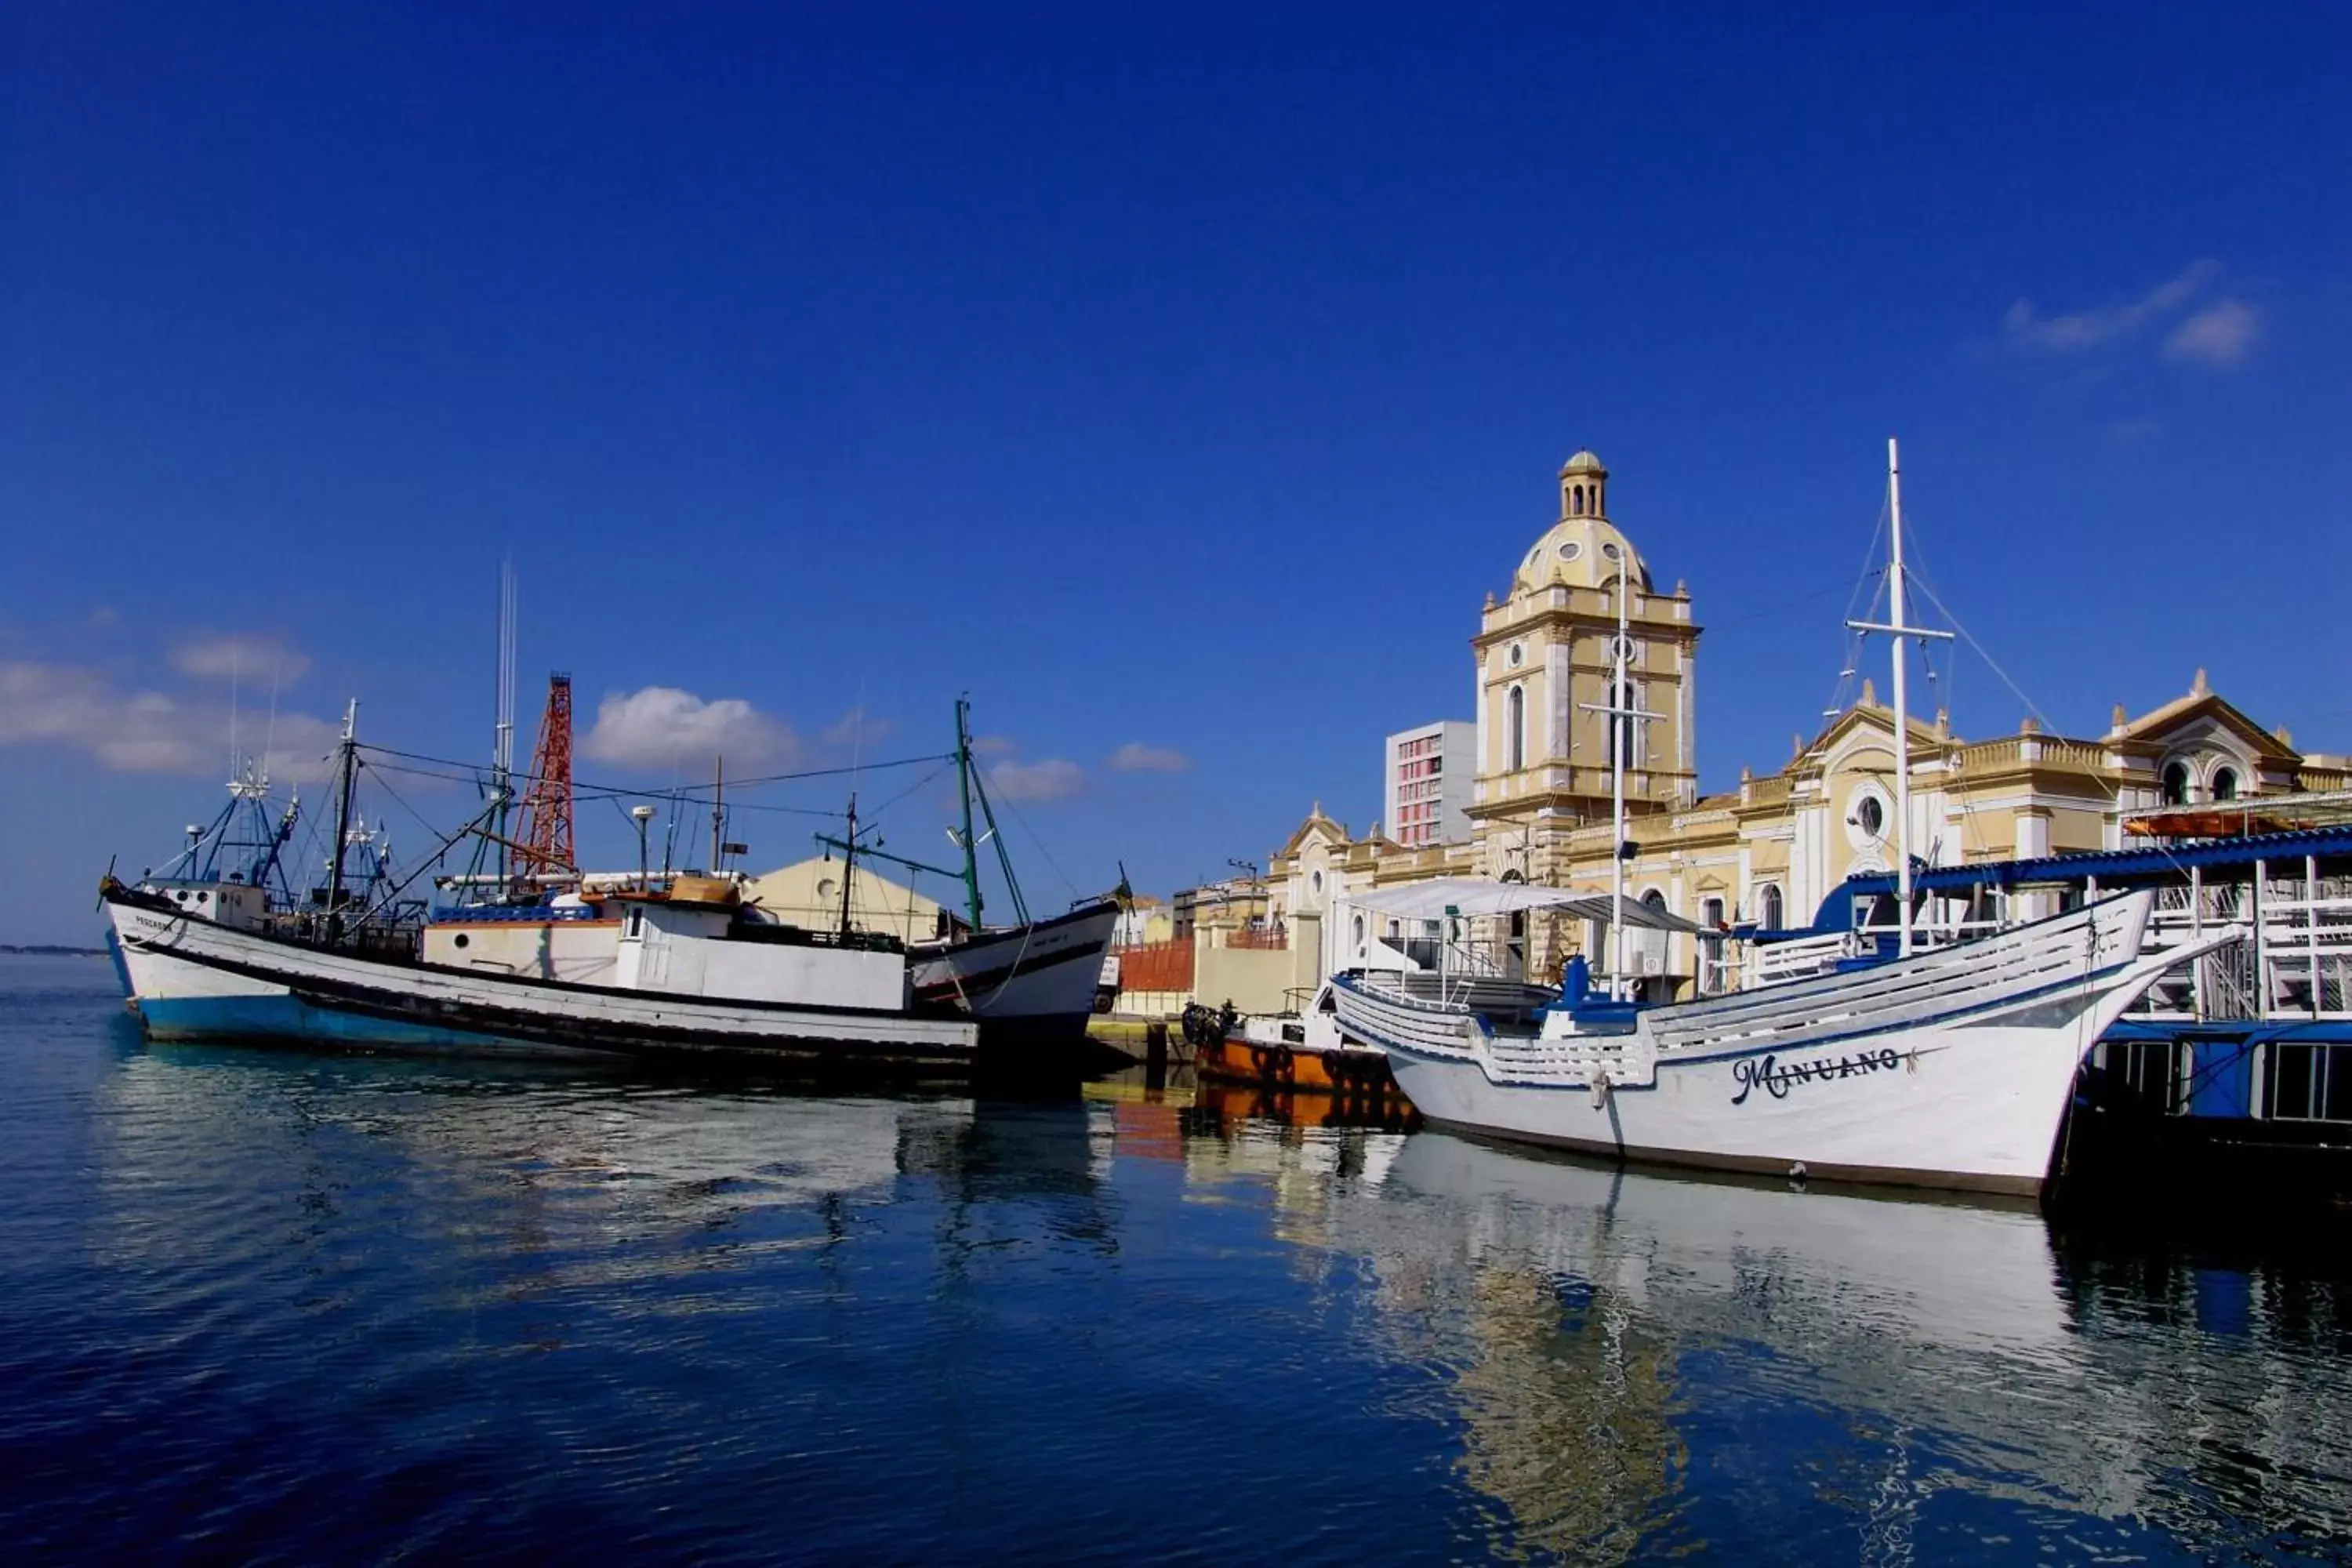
[1848,438,1951,960]
[1610,579,1630,991]
[1887,439,1915,957]
[1578,568,1662,1000]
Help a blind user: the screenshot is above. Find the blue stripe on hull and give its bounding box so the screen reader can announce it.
[136,995,615,1060]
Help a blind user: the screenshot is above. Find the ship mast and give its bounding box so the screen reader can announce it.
[1578,568,1661,1000]
[1848,437,1952,959]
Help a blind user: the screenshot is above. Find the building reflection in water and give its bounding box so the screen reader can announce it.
[1177,1102,2352,1560]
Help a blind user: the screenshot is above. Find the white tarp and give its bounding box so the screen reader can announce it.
[1344,877,1709,934]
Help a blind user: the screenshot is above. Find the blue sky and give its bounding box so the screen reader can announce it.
[3,2,2347,942]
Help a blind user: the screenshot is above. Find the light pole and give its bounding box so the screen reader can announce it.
[630,804,656,890]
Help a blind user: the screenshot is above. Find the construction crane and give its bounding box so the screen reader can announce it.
[514,672,576,881]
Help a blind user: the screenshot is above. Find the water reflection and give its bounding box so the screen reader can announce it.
[1180,1110,2352,1561]
[18,992,2352,1563]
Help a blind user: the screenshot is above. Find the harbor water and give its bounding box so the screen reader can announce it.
[5,953,2350,1563]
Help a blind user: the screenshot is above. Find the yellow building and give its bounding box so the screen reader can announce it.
[1272,452,2351,1002]
[740,855,942,945]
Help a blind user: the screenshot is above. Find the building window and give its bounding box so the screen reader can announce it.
[1352,915,1365,946]
[1572,485,1585,516]
[1560,541,1582,563]
[1507,685,1526,771]
[1759,884,1784,931]
[1310,870,1323,895]
[1608,681,1636,768]
[1508,642,1524,668]
[1856,795,1885,838]
[1700,897,1726,994]
[2161,760,2191,806]
[2212,765,2240,802]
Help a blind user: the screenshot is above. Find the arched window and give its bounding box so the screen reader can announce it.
[2212,765,2240,802]
[1507,685,1526,771]
[2161,760,2191,806]
[1352,914,1364,947]
[1607,681,1635,768]
[1571,485,1585,516]
[1759,884,1784,931]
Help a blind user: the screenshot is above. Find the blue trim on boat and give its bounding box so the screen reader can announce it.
[136,993,601,1055]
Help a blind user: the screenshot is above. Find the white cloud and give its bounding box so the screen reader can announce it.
[987,757,1083,802]
[0,659,342,781]
[579,686,798,771]
[1108,742,1189,772]
[2162,299,2261,367]
[170,633,310,685]
[2002,260,2220,354]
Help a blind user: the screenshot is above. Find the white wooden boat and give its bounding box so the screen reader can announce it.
[103,877,978,1073]
[1335,890,2239,1193]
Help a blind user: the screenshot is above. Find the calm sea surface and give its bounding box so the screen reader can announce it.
[5,953,2350,1564]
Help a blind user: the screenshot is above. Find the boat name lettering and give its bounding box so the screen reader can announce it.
[1730,1047,1902,1105]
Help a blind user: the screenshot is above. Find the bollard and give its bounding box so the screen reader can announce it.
[1145,1021,1169,1090]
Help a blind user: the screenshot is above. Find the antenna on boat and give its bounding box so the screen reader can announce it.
[1846,438,1953,958]
[325,698,360,942]
[710,755,724,873]
[953,696,984,930]
[492,560,517,884]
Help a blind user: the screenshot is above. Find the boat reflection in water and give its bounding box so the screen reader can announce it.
[1185,1123,2352,1560]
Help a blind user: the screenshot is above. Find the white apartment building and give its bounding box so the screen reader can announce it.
[1385,720,1475,848]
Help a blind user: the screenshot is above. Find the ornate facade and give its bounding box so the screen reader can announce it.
[1270,452,2350,1001]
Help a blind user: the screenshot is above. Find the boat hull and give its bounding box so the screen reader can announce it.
[1382,1016,2089,1196]
[1198,1033,1402,1098]
[1338,893,2233,1196]
[105,891,978,1073]
[910,899,1121,1044]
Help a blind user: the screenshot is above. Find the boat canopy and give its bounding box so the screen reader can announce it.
[1345,877,1708,933]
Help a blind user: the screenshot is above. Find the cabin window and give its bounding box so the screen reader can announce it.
[452,933,470,949]
[2161,760,2191,806]
[2270,1044,2352,1122]
[625,907,644,938]
[1507,686,1526,771]
[1759,884,1784,931]
[2212,766,2240,802]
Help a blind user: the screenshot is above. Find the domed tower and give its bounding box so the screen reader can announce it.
[1560,449,1607,521]
[1471,452,1700,865]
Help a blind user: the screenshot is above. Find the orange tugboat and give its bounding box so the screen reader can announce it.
[1185,983,1413,1108]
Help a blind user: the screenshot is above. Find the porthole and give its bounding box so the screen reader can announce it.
[196,891,210,904]
[1857,796,1886,837]
[452,933,471,949]
[1601,542,1621,561]
[1508,643,1525,668]
[1559,541,1583,562]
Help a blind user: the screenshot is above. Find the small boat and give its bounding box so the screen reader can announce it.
[1190,983,1402,1097]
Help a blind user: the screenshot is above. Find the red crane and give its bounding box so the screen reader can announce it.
[515,673,575,880]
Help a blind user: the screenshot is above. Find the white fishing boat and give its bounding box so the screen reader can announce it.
[1333,441,2248,1193]
[103,706,978,1073]
[105,874,978,1070]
